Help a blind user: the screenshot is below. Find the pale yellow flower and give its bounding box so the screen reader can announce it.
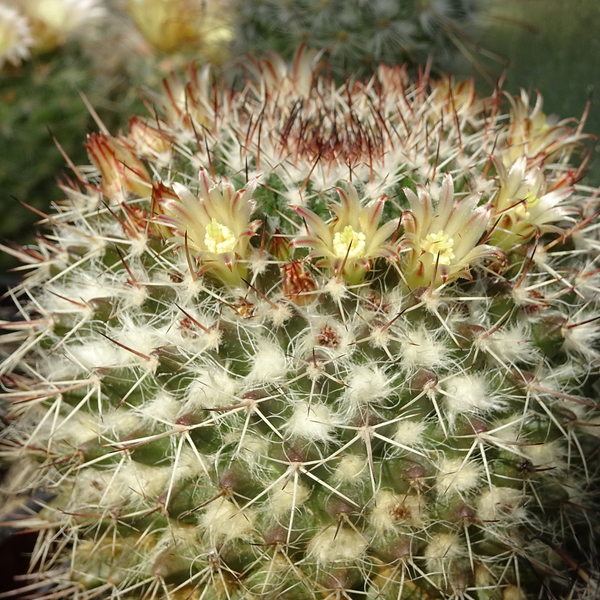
[293,183,399,284]
[156,169,260,286]
[401,174,503,288]
[18,0,105,51]
[489,156,574,249]
[0,4,32,67]
[126,0,232,59]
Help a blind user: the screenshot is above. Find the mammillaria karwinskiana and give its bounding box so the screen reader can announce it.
[1,48,599,600]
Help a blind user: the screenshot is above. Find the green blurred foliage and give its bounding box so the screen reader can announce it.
[476,0,600,182]
[0,45,146,280]
[0,49,97,278]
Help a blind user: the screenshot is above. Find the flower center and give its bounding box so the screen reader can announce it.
[421,230,455,265]
[332,226,366,259]
[204,218,237,254]
[514,191,541,219]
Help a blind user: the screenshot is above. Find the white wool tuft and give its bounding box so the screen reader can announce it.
[345,365,391,408]
[424,532,463,572]
[393,419,427,447]
[332,455,367,483]
[139,392,180,424]
[442,374,497,426]
[52,412,101,447]
[562,315,600,359]
[307,526,367,563]
[68,338,129,371]
[370,490,425,531]
[436,458,481,496]
[270,480,311,517]
[399,327,446,370]
[247,339,288,383]
[476,486,526,522]
[116,461,170,504]
[116,317,159,360]
[481,324,537,365]
[186,367,238,409]
[522,440,564,469]
[323,277,348,302]
[201,498,255,541]
[285,401,337,442]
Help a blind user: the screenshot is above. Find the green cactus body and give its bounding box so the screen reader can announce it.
[1,49,600,599]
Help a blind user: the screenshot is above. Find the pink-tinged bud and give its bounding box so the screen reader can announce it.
[86,133,152,201]
[126,117,173,163]
[268,229,292,261]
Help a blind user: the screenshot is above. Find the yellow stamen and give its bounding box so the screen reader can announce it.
[421,230,455,265]
[515,191,541,218]
[332,226,366,259]
[204,218,237,254]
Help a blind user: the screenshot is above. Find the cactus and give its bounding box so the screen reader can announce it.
[231,0,490,74]
[2,48,600,599]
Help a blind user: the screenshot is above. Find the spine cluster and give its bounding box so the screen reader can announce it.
[1,49,599,600]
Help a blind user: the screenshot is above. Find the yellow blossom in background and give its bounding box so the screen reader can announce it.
[126,0,233,60]
[0,4,32,66]
[16,0,105,51]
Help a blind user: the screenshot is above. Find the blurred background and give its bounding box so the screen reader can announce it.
[475,0,600,182]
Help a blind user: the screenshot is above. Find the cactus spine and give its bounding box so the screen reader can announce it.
[1,49,599,599]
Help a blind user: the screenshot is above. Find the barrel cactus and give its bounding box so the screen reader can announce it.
[1,48,599,599]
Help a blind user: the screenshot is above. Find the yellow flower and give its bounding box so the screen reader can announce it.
[156,169,260,286]
[401,174,503,289]
[293,183,399,284]
[489,156,575,249]
[126,0,232,59]
[19,0,105,51]
[0,5,32,67]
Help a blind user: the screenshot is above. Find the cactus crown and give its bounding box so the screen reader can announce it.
[1,48,599,600]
